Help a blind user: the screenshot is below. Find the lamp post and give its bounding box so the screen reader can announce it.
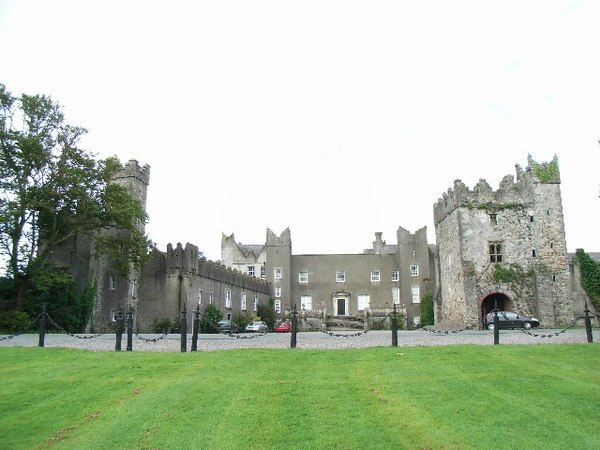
[492,300,500,345]
[191,304,201,351]
[583,301,594,343]
[391,303,399,347]
[291,303,298,348]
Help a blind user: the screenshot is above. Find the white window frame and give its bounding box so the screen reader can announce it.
[336,271,346,283]
[392,287,400,305]
[109,274,116,291]
[357,294,370,311]
[411,285,420,303]
[275,287,281,298]
[410,265,419,276]
[225,289,232,308]
[371,270,380,282]
[299,272,308,283]
[253,296,258,311]
[274,267,283,279]
[301,295,312,310]
[247,266,255,277]
[198,290,202,305]
[261,265,266,278]
[392,271,399,282]
[274,299,281,313]
[209,291,213,304]
[241,292,247,311]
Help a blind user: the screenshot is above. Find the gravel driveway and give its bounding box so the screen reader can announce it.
[0,328,594,352]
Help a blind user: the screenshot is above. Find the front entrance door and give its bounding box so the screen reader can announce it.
[337,297,346,316]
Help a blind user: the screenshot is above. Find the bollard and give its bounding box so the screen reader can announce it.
[290,304,298,348]
[115,308,124,351]
[180,306,187,353]
[191,304,200,352]
[38,304,47,348]
[493,309,500,345]
[126,309,133,351]
[584,302,594,343]
[391,304,399,347]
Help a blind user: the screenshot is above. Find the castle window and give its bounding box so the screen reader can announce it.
[552,274,557,282]
[261,265,266,278]
[301,295,312,310]
[253,296,258,311]
[411,285,420,303]
[489,214,497,225]
[336,271,346,283]
[198,290,202,305]
[299,272,308,283]
[489,243,502,263]
[109,275,116,291]
[530,215,535,223]
[247,266,255,277]
[550,243,554,249]
[209,291,213,304]
[241,293,247,311]
[129,280,138,298]
[392,271,399,282]
[225,290,232,308]
[275,287,281,297]
[410,265,419,276]
[274,267,283,279]
[392,287,400,305]
[532,249,537,257]
[274,299,281,313]
[371,270,381,282]
[358,294,370,310]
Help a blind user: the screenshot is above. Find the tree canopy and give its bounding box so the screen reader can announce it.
[0,83,152,313]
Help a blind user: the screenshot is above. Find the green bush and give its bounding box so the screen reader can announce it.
[200,304,223,333]
[0,310,32,333]
[233,313,251,332]
[420,292,434,326]
[257,299,276,331]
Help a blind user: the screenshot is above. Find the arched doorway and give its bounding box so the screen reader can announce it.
[480,293,513,329]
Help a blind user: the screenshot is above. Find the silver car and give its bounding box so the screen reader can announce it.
[245,321,268,332]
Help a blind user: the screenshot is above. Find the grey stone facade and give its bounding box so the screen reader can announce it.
[433,155,578,328]
[56,155,599,332]
[221,227,433,329]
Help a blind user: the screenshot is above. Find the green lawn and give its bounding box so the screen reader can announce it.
[0,344,598,450]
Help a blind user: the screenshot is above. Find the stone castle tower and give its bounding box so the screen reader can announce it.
[89,159,150,330]
[433,155,572,328]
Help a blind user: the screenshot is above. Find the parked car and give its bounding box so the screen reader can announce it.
[274,322,292,333]
[217,319,232,333]
[245,321,268,332]
[485,311,540,330]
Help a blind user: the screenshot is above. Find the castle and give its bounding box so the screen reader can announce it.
[58,156,598,332]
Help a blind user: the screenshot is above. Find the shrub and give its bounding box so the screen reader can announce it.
[200,304,223,333]
[0,310,32,333]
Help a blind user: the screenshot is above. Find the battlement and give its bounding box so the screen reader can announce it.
[115,158,150,186]
[266,227,291,247]
[433,155,560,225]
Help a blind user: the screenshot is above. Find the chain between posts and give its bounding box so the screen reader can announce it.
[0,313,44,341]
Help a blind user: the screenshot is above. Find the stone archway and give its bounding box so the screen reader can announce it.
[480,293,513,329]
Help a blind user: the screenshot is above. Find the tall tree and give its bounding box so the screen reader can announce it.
[0,83,151,308]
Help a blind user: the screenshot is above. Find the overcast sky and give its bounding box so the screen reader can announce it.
[1,0,599,261]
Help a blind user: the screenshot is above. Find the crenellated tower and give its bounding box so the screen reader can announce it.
[434,155,572,328]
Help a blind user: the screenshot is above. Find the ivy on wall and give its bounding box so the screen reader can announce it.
[492,263,528,283]
[533,160,559,183]
[575,249,600,309]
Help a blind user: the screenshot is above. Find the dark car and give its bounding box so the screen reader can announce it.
[217,319,232,333]
[485,311,540,330]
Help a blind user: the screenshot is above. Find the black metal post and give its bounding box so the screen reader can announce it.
[38,304,46,348]
[191,304,200,352]
[291,304,298,348]
[180,306,187,352]
[584,302,594,343]
[115,308,124,351]
[391,303,398,347]
[493,307,500,345]
[126,309,133,351]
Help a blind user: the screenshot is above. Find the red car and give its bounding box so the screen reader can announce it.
[274,322,292,332]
